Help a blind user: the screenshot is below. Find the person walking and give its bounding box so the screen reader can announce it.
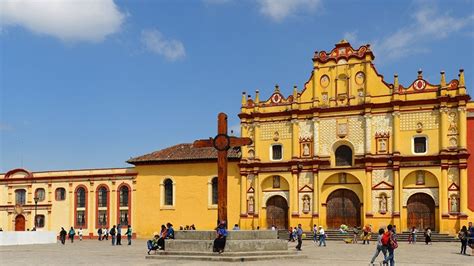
[352,226,359,244]
[116,225,122,245]
[318,226,326,247]
[78,228,83,241]
[126,225,132,245]
[424,227,432,245]
[382,224,397,266]
[409,226,417,244]
[458,226,468,255]
[59,227,67,245]
[295,224,303,251]
[104,227,109,240]
[110,225,117,245]
[370,228,387,265]
[313,225,319,244]
[97,228,103,241]
[68,227,76,243]
[363,225,372,245]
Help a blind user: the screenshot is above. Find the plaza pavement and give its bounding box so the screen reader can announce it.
[0,238,472,265]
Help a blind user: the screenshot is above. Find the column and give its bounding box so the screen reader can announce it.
[69,182,74,227]
[458,107,467,149]
[291,172,299,216]
[89,182,95,232]
[254,122,260,160]
[440,168,448,215]
[440,107,448,150]
[240,174,247,216]
[460,168,468,214]
[365,171,373,215]
[364,114,372,154]
[291,119,299,159]
[313,118,319,155]
[312,171,319,218]
[393,170,400,215]
[393,112,400,154]
[254,174,260,217]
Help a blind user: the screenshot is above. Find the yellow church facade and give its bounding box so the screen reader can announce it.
[1,41,473,237]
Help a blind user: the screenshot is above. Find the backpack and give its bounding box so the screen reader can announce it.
[390,237,399,249]
[110,228,116,235]
[381,232,390,246]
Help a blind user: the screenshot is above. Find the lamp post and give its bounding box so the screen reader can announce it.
[34,196,39,229]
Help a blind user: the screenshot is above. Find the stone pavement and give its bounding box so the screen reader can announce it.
[0,239,472,265]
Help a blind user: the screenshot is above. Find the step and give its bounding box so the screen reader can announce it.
[166,239,288,252]
[175,230,277,240]
[153,250,298,257]
[146,253,305,262]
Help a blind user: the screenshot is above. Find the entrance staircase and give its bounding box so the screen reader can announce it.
[278,229,458,242]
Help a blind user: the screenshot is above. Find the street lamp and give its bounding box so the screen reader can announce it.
[33,196,39,229]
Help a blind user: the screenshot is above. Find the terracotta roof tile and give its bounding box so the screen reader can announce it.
[127,143,241,164]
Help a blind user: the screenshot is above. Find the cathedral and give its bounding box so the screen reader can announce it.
[1,41,473,238]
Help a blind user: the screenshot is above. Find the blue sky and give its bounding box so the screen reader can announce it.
[1,0,473,172]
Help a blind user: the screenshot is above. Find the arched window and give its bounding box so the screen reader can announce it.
[55,188,66,201]
[164,179,173,206]
[335,145,352,166]
[15,189,26,205]
[75,186,87,228]
[211,177,218,205]
[119,186,129,207]
[35,215,45,228]
[35,188,45,202]
[98,186,108,207]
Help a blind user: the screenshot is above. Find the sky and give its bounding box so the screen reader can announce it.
[1,0,473,172]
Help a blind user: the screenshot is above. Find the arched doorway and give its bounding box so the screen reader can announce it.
[326,189,361,228]
[407,193,435,230]
[266,195,288,229]
[15,214,26,231]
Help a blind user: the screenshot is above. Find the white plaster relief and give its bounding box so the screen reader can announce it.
[372,190,393,214]
[400,111,439,131]
[299,120,313,139]
[319,119,337,156]
[262,191,289,207]
[365,115,372,153]
[448,167,459,185]
[347,116,365,154]
[298,172,313,190]
[372,169,394,186]
[402,188,439,207]
[313,119,320,154]
[372,114,393,135]
[260,122,292,140]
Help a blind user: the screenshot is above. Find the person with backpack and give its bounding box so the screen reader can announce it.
[382,224,397,266]
[68,227,76,243]
[458,226,468,255]
[126,225,132,245]
[110,225,117,245]
[370,228,387,265]
[97,227,103,241]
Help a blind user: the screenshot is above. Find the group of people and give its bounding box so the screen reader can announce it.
[349,225,374,244]
[369,224,398,266]
[458,222,474,255]
[178,224,196,230]
[147,223,175,254]
[59,225,132,245]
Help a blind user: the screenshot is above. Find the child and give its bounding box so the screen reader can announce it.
[370,228,387,265]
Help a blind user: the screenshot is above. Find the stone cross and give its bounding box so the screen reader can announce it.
[193,113,252,225]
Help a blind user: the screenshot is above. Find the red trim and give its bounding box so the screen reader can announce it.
[95,184,110,229]
[74,185,88,229]
[116,183,131,228]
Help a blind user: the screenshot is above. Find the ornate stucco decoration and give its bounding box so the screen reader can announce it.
[402,188,439,207]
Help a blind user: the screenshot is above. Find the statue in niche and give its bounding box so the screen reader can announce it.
[303,143,310,156]
[273,176,280,188]
[248,149,255,159]
[339,173,347,184]
[379,194,387,213]
[247,126,254,140]
[449,137,457,148]
[248,196,254,213]
[378,138,387,152]
[448,112,457,134]
[302,195,310,213]
[416,171,425,185]
[450,196,458,213]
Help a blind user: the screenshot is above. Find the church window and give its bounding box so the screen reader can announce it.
[117,184,131,227]
[35,188,45,202]
[76,211,86,227]
[211,177,218,205]
[335,145,352,166]
[97,186,108,207]
[98,210,107,226]
[55,188,66,201]
[76,187,86,208]
[119,210,129,226]
[75,186,87,228]
[413,137,427,154]
[15,189,26,205]
[164,179,173,206]
[119,186,129,207]
[271,144,283,161]
[35,215,45,228]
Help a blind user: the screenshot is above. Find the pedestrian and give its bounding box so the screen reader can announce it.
[97,227,103,241]
[382,224,397,266]
[295,224,303,251]
[292,227,298,242]
[288,227,294,242]
[313,225,318,244]
[104,227,109,240]
[352,226,359,244]
[68,227,76,243]
[126,225,132,245]
[59,227,67,245]
[78,227,83,241]
[458,226,468,255]
[424,227,432,245]
[213,221,228,254]
[233,224,240,230]
[116,225,122,245]
[318,226,326,247]
[468,222,474,254]
[147,232,160,255]
[363,225,371,244]
[370,228,387,265]
[110,225,117,245]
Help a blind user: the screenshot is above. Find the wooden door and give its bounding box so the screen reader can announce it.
[407,193,435,230]
[15,215,25,231]
[266,196,288,229]
[326,189,361,229]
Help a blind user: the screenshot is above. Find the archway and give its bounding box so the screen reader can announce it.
[15,214,25,231]
[326,189,361,228]
[266,195,288,229]
[407,193,435,230]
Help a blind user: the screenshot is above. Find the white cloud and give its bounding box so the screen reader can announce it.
[343,31,360,46]
[257,0,321,22]
[0,0,126,42]
[141,29,186,61]
[373,4,474,61]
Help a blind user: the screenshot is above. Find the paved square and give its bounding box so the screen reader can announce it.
[0,239,472,265]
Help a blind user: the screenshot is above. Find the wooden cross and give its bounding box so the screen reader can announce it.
[193,113,252,225]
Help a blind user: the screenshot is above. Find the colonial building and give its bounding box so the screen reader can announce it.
[1,41,473,237]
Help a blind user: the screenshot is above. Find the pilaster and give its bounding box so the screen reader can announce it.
[460,168,468,215]
[240,174,247,216]
[458,106,467,149]
[291,119,299,159]
[392,111,400,154]
[291,171,299,216]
